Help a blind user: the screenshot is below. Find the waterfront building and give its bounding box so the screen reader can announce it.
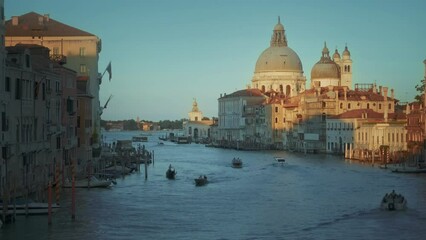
[0,0,6,197]
[352,109,407,163]
[405,102,423,155]
[326,110,356,154]
[183,99,214,142]
[5,12,103,163]
[216,89,268,149]
[282,84,398,153]
[0,44,68,199]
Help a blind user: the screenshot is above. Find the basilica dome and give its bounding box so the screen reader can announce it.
[255,46,303,73]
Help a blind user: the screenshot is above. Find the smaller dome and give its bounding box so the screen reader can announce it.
[311,61,340,79]
[343,46,350,57]
[274,22,284,31]
[311,43,340,79]
[333,49,340,59]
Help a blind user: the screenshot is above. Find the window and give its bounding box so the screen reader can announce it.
[1,112,6,131]
[367,103,369,109]
[379,104,381,110]
[275,107,278,113]
[388,103,391,110]
[348,103,351,109]
[15,78,21,99]
[25,54,30,68]
[80,64,87,73]
[79,47,86,57]
[5,77,10,92]
[275,117,278,123]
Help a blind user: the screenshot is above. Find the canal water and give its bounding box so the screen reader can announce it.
[1,130,426,240]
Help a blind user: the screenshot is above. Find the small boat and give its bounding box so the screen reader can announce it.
[63,176,112,188]
[275,157,286,163]
[380,190,407,211]
[391,166,426,173]
[132,136,148,142]
[232,157,243,168]
[166,165,177,179]
[0,200,60,215]
[194,175,208,186]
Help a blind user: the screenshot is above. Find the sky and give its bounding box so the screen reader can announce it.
[5,0,426,121]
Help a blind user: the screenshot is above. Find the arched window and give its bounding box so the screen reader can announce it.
[348,65,351,72]
[340,103,343,109]
[279,85,283,93]
[286,85,291,96]
[275,117,278,123]
[261,85,265,92]
[344,65,347,72]
[367,103,369,109]
[348,103,351,109]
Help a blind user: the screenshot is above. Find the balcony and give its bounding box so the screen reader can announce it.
[50,54,67,65]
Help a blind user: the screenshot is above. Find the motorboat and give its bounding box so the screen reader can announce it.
[0,199,60,215]
[194,175,208,186]
[275,157,286,163]
[391,166,426,173]
[232,157,243,168]
[166,165,177,179]
[380,190,407,211]
[132,135,148,142]
[63,176,112,188]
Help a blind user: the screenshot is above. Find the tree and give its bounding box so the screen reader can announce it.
[415,78,426,104]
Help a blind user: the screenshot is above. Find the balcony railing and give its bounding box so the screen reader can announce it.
[50,54,67,65]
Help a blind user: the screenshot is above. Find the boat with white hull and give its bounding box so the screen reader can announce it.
[63,176,112,188]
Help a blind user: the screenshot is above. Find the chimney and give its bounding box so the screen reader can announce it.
[44,14,50,22]
[12,16,19,25]
[391,89,394,99]
[344,87,347,101]
[406,103,410,115]
[383,87,388,122]
[335,90,339,113]
[379,86,382,96]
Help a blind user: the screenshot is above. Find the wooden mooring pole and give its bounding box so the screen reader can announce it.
[144,157,148,180]
[48,181,52,225]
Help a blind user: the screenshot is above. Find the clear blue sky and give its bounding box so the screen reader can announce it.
[6,0,426,121]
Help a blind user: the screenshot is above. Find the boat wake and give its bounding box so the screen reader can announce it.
[299,208,378,233]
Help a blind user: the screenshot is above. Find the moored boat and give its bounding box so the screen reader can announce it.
[0,199,60,215]
[63,176,112,188]
[166,165,177,179]
[275,157,286,163]
[380,190,407,211]
[391,166,426,173]
[132,136,148,142]
[194,175,208,186]
[232,157,243,168]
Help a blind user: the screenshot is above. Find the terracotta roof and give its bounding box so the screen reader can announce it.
[328,109,381,119]
[329,108,406,121]
[220,88,265,99]
[6,12,95,37]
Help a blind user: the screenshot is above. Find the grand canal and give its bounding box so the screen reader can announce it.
[1,130,426,239]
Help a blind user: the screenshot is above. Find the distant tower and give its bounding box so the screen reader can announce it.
[339,45,353,89]
[188,98,203,121]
